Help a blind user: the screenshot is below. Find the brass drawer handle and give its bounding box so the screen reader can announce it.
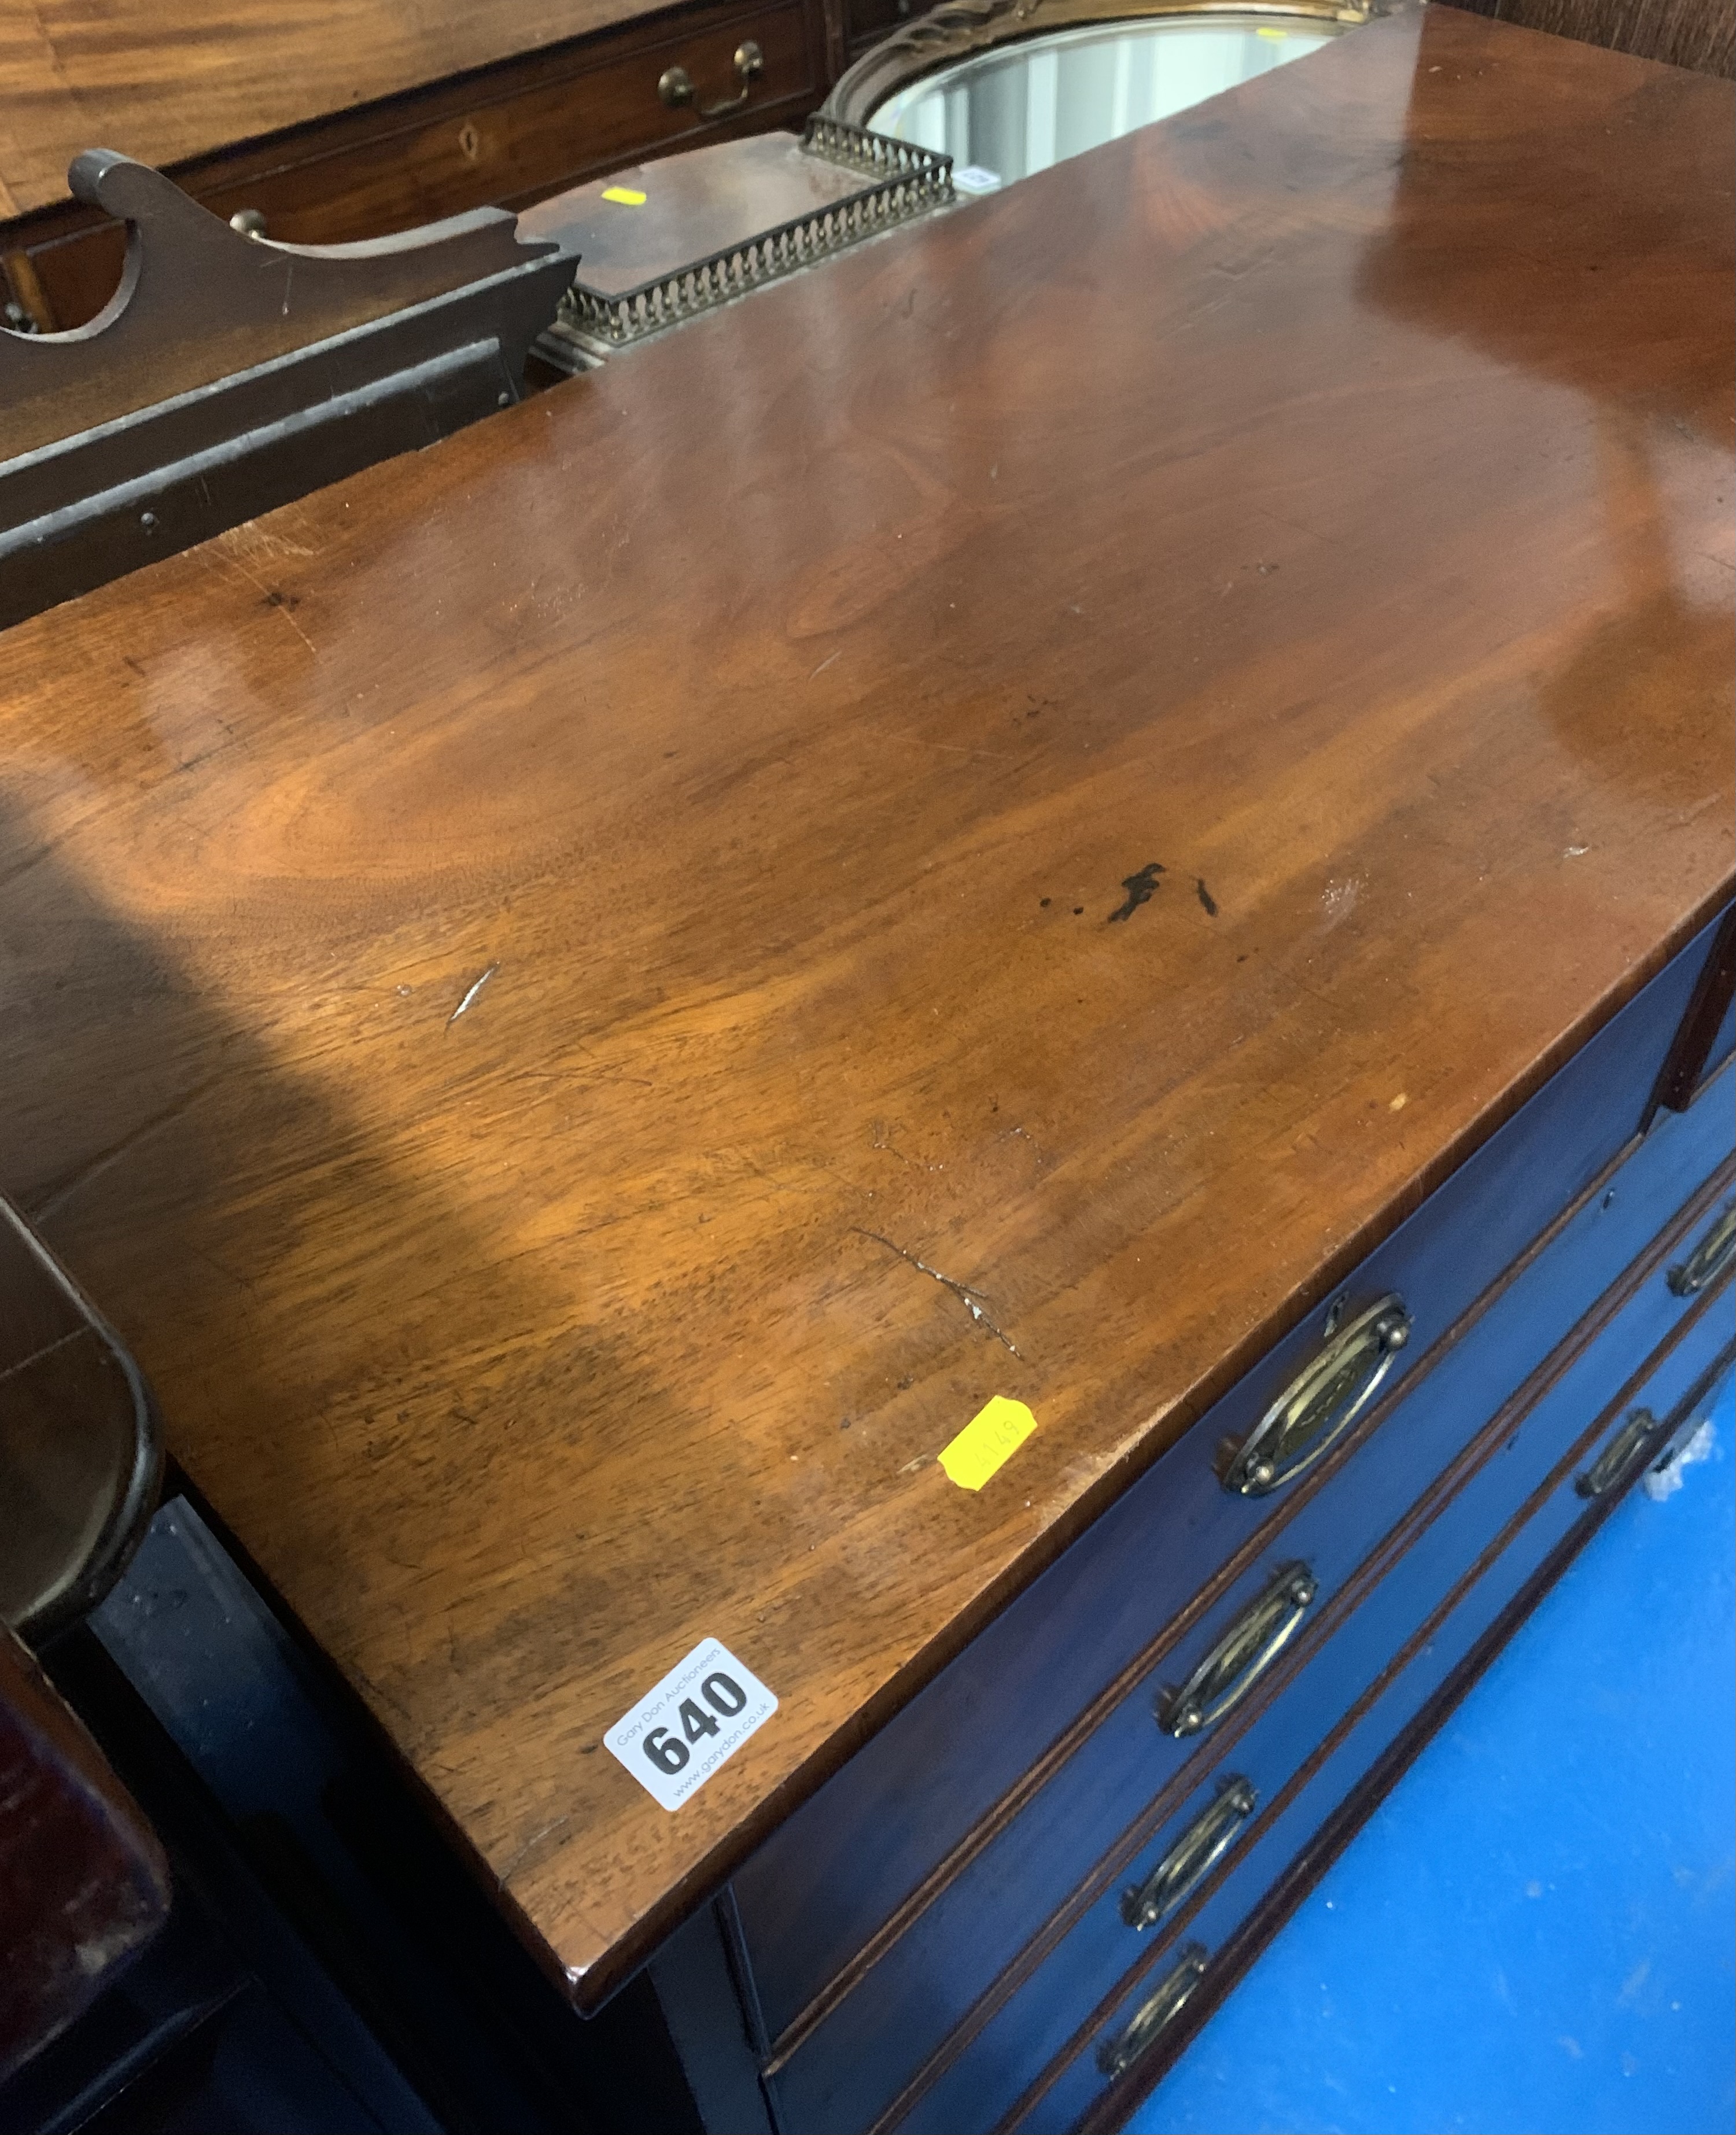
[1096,1944,1209,2077]
[1158,1564,1316,1739]
[1224,1294,1411,1496]
[658,39,764,116]
[1576,1406,1664,1500]
[1668,1201,1736,1298]
[1121,1776,1256,1931]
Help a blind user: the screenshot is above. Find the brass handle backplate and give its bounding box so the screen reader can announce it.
[1122,1776,1256,1931]
[1668,1201,1736,1299]
[658,40,764,115]
[1158,1564,1316,1739]
[1223,1293,1411,1496]
[1096,1944,1209,2077]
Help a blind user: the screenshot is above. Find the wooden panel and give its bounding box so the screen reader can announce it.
[845,0,918,58]
[0,7,1728,2007]
[1649,902,1736,1118]
[0,0,775,219]
[2,0,823,333]
[731,917,1723,2046]
[1436,0,1734,76]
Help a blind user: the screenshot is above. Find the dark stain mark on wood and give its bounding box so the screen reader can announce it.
[1108,862,1165,923]
[1196,877,1219,916]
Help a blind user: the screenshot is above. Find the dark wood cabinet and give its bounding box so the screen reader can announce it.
[1,0,831,332]
[843,0,920,61]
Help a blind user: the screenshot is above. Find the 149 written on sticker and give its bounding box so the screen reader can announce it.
[606,1639,777,1810]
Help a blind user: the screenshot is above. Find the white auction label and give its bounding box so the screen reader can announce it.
[605,1639,777,1811]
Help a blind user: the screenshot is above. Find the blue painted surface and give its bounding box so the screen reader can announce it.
[1129,1382,1736,2135]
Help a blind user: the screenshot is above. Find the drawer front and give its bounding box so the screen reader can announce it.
[1008,1297,1736,2135]
[762,1133,1736,2134]
[249,5,820,238]
[2,0,820,333]
[734,917,1731,2052]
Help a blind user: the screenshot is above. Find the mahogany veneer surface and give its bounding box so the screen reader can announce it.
[0,6,1730,2005]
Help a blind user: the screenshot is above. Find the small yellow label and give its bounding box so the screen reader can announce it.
[600,185,647,206]
[1255,23,1289,34]
[938,1396,1037,1491]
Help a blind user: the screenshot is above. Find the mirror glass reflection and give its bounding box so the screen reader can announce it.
[871,13,1346,187]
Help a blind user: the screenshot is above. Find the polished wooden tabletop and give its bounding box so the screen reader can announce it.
[2,5,1730,2004]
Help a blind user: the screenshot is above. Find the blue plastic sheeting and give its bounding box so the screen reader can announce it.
[1130,1381,1736,2135]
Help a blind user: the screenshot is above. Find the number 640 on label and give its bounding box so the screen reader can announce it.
[642,1669,750,1772]
[606,1639,778,1811]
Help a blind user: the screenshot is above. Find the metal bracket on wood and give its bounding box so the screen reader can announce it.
[1,151,577,629]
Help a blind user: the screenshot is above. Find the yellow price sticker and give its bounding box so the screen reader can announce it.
[938,1396,1037,1491]
[601,185,648,206]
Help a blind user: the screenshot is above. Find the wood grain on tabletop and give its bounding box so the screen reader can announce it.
[0,6,1730,2001]
[0,0,669,219]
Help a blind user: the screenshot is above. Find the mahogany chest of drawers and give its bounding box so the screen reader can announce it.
[1,6,1730,2129]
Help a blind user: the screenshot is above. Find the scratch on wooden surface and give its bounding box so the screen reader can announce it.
[0,1328,82,1390]
[29,1078,223,1223]
[855,1228,1023,1356]
[447,962,500,1027]
[497,1810,577,1888]
[855,722,1017,764]
[810,649,842,680]
[213,547,316,653]
[871,1120,946,1172]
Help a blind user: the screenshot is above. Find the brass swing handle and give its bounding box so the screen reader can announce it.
[658,40,764,115]
[1576,1406,1663,1500]
[1121,1776,1256,1931]
[1223,1293,1411,1497]
[1158,1564,1317,1739]
[1096,1945,1209,2078]
[1668,1200,1736,1298]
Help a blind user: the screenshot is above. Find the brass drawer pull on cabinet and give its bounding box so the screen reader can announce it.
[1225,1294,1411,1496]
[1122,1777,1256,1931]
[1668,1201,1736,1297]
[1159,1564,1316,1738]
[658,40,765,115]
[1096,1945,1209,2077]
[1576,1407,1663,1499]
